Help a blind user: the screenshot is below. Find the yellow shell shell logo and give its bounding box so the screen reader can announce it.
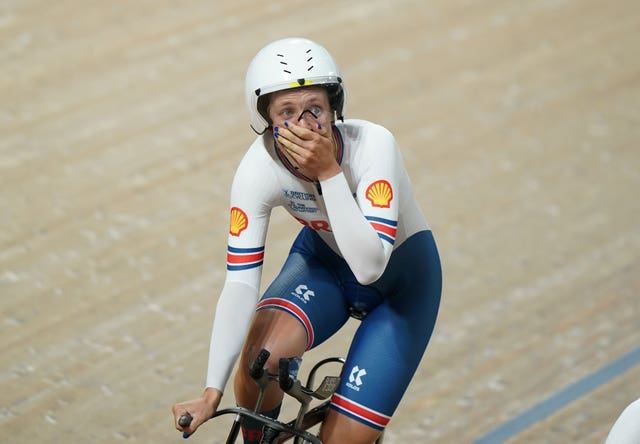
[365,180,393,208]
[229,207,248,236]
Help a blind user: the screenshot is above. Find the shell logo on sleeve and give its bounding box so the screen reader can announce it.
[229,207,248,236]
[365,180,393,208]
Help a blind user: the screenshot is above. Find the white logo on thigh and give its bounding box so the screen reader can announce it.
[292,284,315,303]
[346,365,367,391]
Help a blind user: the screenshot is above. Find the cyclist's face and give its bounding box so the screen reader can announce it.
[268,87,333,130]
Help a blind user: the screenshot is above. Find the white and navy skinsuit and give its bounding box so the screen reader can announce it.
[207,119,442,430]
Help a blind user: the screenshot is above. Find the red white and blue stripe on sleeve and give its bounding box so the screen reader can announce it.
[226,245,264,271]
[365,216,397,245]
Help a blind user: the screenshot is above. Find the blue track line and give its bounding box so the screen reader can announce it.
[474,347,640,444]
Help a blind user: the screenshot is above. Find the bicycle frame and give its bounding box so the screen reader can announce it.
[210,406,325,444]
[179,351,384,443]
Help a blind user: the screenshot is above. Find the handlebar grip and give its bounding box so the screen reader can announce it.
[178,412,193,428]
[249,348,271,380]
[279,358,294,391]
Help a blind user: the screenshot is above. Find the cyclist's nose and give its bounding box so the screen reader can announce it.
[297,109,319,129]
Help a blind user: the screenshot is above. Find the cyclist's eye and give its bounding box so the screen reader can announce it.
[280,109,293,118]
[310,106,323,117]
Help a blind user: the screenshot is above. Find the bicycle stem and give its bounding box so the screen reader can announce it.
[278,358,314,436]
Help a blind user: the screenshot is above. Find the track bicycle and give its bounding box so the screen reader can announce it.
[179,348,384,443]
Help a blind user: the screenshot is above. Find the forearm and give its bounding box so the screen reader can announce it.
[205,281,259,391]
[320,172,388,284]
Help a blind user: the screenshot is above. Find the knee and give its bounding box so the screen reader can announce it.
[244,310,309,363]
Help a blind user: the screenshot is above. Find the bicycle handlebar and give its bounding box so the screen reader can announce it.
[213,407,323,444]
[177,350,272,435]
[178,412,193,439]
[250,348,271,380]
[176,350,344,443]
[278,357,294,391]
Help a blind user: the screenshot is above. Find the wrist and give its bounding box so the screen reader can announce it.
[202,387,222,409]
[317,164,342,182]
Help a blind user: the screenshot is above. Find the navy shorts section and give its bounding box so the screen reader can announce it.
[257,227,442,430]
[258,227,385,349]
[257,246,352,350]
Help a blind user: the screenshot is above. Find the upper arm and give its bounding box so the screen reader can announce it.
[224,149,281,288]
[354,125,401,251]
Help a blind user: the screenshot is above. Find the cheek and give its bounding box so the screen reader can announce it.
[270,116,285,127]
[268,111,291,127]
[312,113,333,129]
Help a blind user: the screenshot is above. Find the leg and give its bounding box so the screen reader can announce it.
[320,409,383,444]
[234,307,308,411]
[233,233,351,443]
[325,230,441,442]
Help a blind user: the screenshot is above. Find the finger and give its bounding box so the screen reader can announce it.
[283,121,317,141]
[277,135,304,157]
[314,121,330,137]
[172,404,183,430]
[276,125,306,145]
[292,121,332,145]
[278,127,325,156]
[285,145,303,160]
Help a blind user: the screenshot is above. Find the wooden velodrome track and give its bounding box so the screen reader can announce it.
[2,0,639,442]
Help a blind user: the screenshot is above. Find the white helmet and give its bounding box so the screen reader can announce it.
[245,37,346,134]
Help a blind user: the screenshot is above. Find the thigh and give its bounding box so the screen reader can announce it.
[235,308,311,410]
[257,250,351,351]
[330,230,442,430]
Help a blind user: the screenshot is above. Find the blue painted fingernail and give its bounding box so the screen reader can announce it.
[284,121,289,127]
[274,133,279,138]
[274,126,279,132]
[317,124,322,130]
[183,432,190,439]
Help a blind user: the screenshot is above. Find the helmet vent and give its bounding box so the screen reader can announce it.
[275,51,315,74]
[277,54,292,74]
[306,49,313,71]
